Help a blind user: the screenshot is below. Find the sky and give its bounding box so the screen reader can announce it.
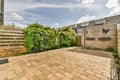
[4,0,120,28]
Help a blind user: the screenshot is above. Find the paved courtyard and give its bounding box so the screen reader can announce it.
[0,47,114,80]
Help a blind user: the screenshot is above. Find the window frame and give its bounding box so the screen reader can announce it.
[94,19,105,25]
[80,22,89,27]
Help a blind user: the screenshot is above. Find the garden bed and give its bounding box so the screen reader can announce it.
[106,48,120,79]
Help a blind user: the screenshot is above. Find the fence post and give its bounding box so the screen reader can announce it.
[117,23,120,57]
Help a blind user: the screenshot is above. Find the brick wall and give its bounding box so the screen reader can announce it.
[0,27,26,57]
[81,24,117,50]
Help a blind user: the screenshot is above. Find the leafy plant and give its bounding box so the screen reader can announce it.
[106,47,120,79]
[105,47,117,53]
[24,23,76,53]
[16,52,29,56]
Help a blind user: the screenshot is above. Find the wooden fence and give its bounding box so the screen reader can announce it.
[0,29,24,46]
[0,27,26,57]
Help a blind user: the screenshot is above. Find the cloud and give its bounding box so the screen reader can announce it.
[13,22,26,29]
[76,15,96,23]
[4,0,108,28]
[11,13,24,21]
[53,22,62,28]
[82,0,94,5]
[106,0,120,15]
[5,2,82,12]
[5,1,98,13]
[77,0,81,2]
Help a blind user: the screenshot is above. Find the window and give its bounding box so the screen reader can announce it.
[81,22,89,27]
[95,19,105,25]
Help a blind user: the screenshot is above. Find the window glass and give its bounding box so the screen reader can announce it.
[95,19,105,25]
[81,22,89,27]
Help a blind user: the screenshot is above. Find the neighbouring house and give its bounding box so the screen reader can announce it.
[61,15,120,50]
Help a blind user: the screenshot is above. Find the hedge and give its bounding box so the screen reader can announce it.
[25,23,76,53]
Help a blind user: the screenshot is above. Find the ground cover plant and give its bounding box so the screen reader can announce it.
[106,47,120,79]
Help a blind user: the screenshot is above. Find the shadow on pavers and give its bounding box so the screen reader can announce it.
[68,47,113,58]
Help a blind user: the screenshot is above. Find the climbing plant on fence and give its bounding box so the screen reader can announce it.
[25,23,76,53]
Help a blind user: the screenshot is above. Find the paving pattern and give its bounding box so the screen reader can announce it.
[0,47,113,80]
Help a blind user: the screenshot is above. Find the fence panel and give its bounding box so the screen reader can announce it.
[0,28,24,46]
[0,27,26,57]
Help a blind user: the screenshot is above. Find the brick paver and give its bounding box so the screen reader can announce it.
[0,47,113,80]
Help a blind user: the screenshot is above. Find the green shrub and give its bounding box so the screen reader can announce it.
[59,32,74,47]
[106,47,120,79]
[60,27,76,47]
[16,52,29,56]
[24,23,76,53]
[105,47,118,53]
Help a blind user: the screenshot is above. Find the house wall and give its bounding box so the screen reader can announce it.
[81,24,117,50]
[80,15,120,50]
[60,15,120,50]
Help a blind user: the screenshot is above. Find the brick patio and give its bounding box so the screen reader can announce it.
[0,47,113,80]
